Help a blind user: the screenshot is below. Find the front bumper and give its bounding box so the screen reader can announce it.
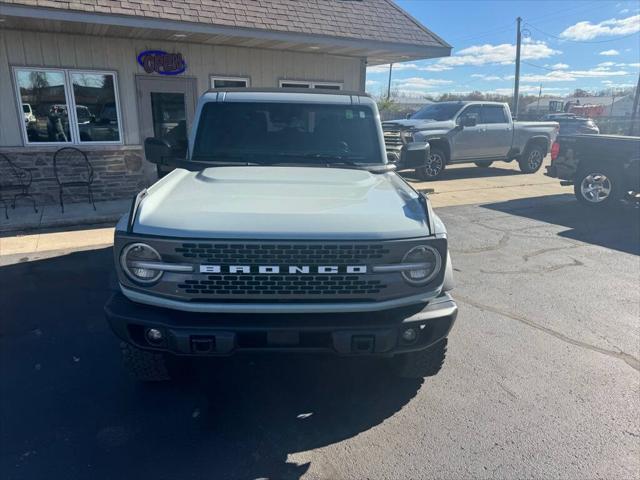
[385,142,429,171]
[105,292,457,357]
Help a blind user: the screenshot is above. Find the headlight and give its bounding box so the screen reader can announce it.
[401,245,441,285]
[120,243,163,284]
[401,130,414,143]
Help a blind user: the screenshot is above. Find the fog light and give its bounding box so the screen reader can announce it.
[146,328,163,344]
[401,328,417,343]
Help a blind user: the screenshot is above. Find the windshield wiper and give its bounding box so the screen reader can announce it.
[191,153,261,166]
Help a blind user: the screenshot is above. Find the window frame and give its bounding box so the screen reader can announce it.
[480,105,509,124]
[455,104,482,125]
[12,66,124,146]
[210,75,251,89]
[69,69,124,145]
[279,80,343,90]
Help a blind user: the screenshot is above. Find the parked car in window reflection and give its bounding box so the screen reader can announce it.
[22,103,36,126]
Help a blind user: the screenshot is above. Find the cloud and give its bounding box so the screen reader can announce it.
[489,85,568,95]
[600,61,640,68]
[599,49,621,56]
[426,40,560,71]
[365,80,379,86]
[367,40,560,74]
[601,80,636,88]
[388,77,453,96]
[518,67,630,83]
[560,14,640,40]
[470,74,504,81]
[393,77,453,89]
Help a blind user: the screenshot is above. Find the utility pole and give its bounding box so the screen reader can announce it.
[629,73,640,136]
[387,63,393,100]
[536,84,542,117]
[610,88,617,116]
[513,17,522,119]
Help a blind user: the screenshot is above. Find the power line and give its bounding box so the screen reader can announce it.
[521,61,558,72]
[446,21,515,44]
[524,21,640,44]
[523,1,605,27]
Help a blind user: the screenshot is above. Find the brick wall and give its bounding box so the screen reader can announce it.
[0,146,154,205]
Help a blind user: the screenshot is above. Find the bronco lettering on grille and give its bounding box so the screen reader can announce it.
[199,265,367,274]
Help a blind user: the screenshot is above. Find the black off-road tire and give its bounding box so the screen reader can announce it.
[121,342,172,382]
[415,148,446,181]
[474,160,493,168]
[518,144,545,174]
[574,165,622,207]
[394,338,448,379]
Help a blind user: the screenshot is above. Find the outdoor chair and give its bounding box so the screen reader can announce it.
[53,147,96,213]
[0,153,38,217]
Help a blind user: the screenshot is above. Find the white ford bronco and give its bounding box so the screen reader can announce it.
[104,89,458,381]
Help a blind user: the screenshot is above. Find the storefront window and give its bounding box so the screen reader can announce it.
[71,72,122,142]
[14,68,122,145]
[279,80,342,90]
[211,76,249,88]
[15,69,71,143]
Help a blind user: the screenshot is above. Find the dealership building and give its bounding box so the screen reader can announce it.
[0,0,450,205]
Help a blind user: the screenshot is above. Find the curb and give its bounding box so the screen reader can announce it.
[0,212,124,236]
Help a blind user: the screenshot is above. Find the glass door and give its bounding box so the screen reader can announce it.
[136,76,197,177]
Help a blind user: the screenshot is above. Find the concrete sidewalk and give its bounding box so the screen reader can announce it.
[0,199,129,234]
[0,199,127,258]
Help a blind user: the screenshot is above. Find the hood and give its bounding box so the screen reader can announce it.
[133,166,430,240]
[384,119,455,131]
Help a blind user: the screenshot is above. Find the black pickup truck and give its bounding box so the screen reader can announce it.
[546,134,640,206]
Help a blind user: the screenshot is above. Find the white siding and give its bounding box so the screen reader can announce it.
[0,29,363,147]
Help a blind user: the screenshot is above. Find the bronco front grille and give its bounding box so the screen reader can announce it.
[177,274,384,296]
[115,236,448,304]
[175,243,389,263]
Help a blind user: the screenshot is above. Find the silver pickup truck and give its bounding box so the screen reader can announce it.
[104,89,457,382]
[384,101,559,179]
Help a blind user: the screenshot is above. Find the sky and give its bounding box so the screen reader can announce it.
[366,0,640,99]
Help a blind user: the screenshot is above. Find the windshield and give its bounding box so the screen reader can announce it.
[410,102,464,121]
[192,102,383,165]
[22,104,30,113]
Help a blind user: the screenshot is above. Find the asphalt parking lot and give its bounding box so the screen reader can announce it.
[1,193,639,480]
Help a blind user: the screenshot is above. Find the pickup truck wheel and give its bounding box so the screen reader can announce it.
[518,145,545,174]
[574,167,621,207]
[474,161,493,168]
[415,148,446,180]
[394,338,447,379]
[121,342,172,382]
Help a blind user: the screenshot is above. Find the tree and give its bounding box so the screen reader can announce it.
[572,89,590,98]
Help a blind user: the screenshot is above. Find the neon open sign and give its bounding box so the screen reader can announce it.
[137,50,186,75]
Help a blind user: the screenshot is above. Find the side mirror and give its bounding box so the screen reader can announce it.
[144,137,174,165]
[460,115,478,128]
[403,142,431,169]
